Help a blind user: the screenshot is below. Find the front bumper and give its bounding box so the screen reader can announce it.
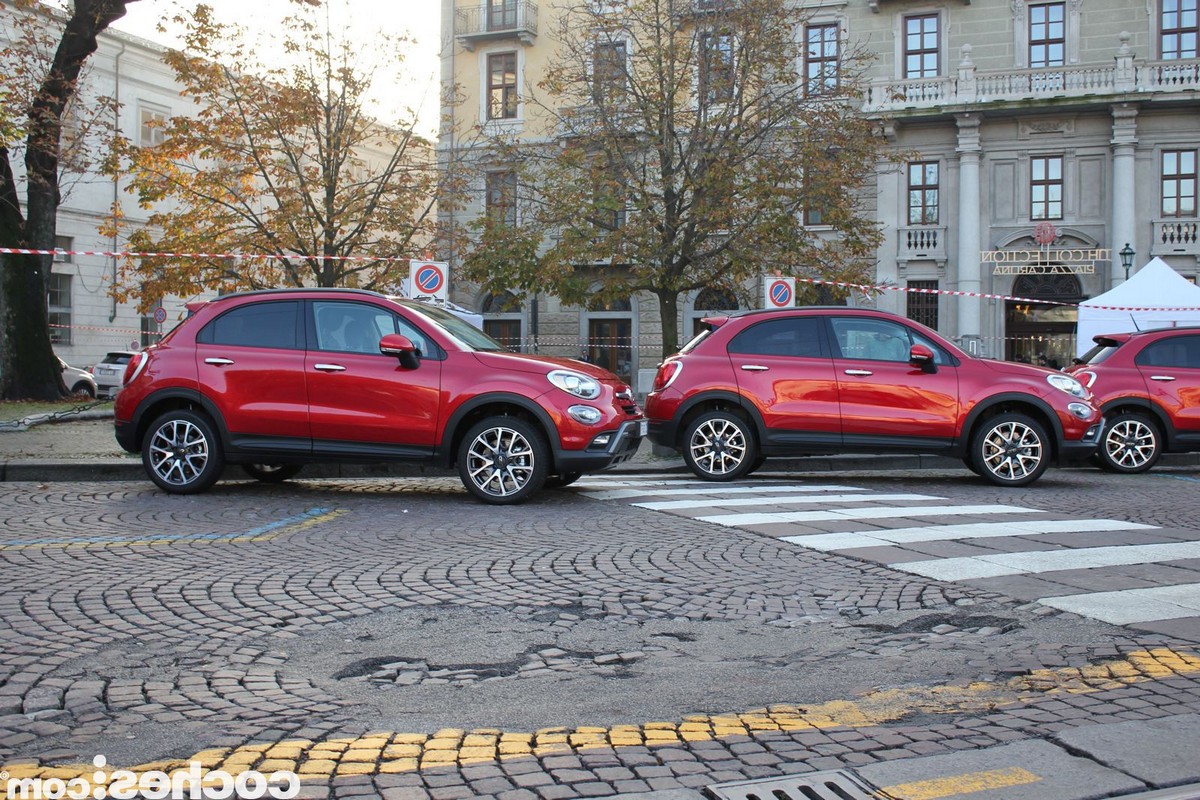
[1059,419,1105,461]
[555,418,646,472]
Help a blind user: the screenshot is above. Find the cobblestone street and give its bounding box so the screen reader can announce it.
[3,469,1200,799]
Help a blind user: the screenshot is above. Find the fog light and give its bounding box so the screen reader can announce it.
[568,405,603,424]
[591,433,612,447]
[1067,402,1094,420]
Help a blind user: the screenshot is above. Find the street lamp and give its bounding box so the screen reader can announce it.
[1120,242,1135,280]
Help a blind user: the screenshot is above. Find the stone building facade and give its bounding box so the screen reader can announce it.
[440,0,1200,388]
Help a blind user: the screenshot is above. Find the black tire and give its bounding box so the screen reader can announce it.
[242,463,305,483]
[142,409,224,494]
[969,412,1050,487]
[682,410,757,481]
[963,457,983,476]
[544,472,583,489]
[71,382,95,398]
[1097,411,1161,473]
[747,455,768,475]
[457,416,549,504]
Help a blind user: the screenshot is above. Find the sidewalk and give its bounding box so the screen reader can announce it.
[4,411,1198,483]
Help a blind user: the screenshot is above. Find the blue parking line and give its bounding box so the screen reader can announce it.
[0,507,333,547]
[1151,474,1200,484]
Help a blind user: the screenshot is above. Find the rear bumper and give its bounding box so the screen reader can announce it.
[555,418,646,473]
[114,420,138,453]
[646,419,677,450]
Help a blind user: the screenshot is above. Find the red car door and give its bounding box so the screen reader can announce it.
[728,316,841,446]
[305,300,443,455]
[1135,333,1200,442]
[828,315,960,449]
[194,299,310,451]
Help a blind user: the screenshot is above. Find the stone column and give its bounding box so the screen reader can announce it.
[955,113,983,352]
[1111,103,1139,285]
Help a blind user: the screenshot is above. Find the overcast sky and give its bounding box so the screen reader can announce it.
[110,0,443,136]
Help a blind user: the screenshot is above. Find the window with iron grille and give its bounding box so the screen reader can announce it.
[907,161,939,225]
[1162,0,1198,58]
[904,14,939,78]
[804,23,839,95]
[486,171,518,227]
[487,52,518,120]
[1163,150,1198,217]
[906,280,939,330]
[1029,3,1065,68]
[47,273,72,345]
[1031,155,1063,220]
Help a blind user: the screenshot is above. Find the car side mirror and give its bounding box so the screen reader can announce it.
[909,343,937,373]
[380,333,420,369]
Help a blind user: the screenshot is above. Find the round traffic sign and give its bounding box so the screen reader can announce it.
[152,306,167,324]
[768,279,793,308]
[414,264,445,295]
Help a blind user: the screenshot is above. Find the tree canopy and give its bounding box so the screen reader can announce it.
[105,2,459,306]
[459,0,889,357]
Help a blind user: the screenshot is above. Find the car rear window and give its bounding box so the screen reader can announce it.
[728,318,826,358]
[1076,340,1120,366]
[197,301,300,350]
[1135,334,1200,369]
[101,353,132,365]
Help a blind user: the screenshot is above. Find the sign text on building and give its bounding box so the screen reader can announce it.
[982,248,1109,276]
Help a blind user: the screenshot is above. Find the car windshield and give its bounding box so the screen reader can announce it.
[401,302,507,352]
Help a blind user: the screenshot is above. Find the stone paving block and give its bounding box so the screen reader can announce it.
[1052,714,1200,787]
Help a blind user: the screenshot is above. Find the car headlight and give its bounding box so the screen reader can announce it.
[1046,373,1087,399]
[547,369,601,400]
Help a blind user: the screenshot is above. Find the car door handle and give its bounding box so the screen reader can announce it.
[204,358,234,366]
[314,363,346,372]
[844,369,873,376]
[740,365,769,372]
[1150,375,1176,382]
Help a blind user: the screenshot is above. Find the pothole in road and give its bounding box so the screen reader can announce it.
[855,613,1022,636]
[334,646,648,687]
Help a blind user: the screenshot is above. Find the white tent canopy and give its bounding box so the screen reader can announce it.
[1075,257,1200,357]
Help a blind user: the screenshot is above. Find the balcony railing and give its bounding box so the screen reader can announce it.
[897,226,948,264]
[863,46,1200,113]
[1151,219,1200,257]
[455,1,538,49]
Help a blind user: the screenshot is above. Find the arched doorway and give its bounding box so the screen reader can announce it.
[584,296,633,383]
[689,286,740,336]
[1005,273,1082,368]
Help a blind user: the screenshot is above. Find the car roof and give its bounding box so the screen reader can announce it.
[1094,326,1200,344]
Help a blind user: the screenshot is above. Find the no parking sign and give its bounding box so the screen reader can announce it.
[765,277,795,308]
[409,259,449,301]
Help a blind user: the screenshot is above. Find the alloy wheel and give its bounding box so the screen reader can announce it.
[689,417,748,477]
[1103,418,1158,471]
[979,419,1043,482]
[148,418,210,487]
[465,425,537,498]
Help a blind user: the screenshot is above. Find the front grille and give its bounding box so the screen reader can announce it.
[706,770,881,800]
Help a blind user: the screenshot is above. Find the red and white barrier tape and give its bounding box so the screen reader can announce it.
[9,246,1200,313]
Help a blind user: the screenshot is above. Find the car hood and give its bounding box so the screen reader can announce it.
[977,358,1060,380]
[472,351,626,383]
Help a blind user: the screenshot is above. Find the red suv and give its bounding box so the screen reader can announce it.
[1066,327,1200,473]
[114,289,645,504]
[645,308,1102,487]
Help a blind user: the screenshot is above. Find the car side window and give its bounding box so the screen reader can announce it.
[727,318,826,358]
[197,301,300,349]
[1137,335,1200,369]
[829,317,915,363]
[313,301,439,357]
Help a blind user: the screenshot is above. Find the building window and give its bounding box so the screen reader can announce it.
[1031,155,1063,220]
[138,105,168,148]
[47,273,72,345]
[906,280,939,330]
[485,171,518,227]
[699,32,735,104]
[1029,3,1065,68]
[53,235,73,263]
[482,291,523,350]
[691,286,739,336]
[1162,0,1199,58]
[593,40,628,105]
[904,14,939,79]
[585,296,633,383]
[804,23,839,95]
[1162,150,1198,217]
[487,0,517,31]
[487,52,518,120]
[907,162,939,225]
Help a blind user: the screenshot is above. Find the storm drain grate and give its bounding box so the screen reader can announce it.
[705,769,885,800]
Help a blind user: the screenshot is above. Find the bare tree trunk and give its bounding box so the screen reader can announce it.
[0,0,136,400]
[656,289,680,362]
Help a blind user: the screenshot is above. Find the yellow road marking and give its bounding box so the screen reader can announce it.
[881,767,1042,799]
[4,647,1198,783]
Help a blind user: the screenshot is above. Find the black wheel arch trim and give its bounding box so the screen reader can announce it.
[1098,397,1176,449]
[958,393,1064,459]
[672,391,765,446]
[439,392,561,468]
[130,388,232,453]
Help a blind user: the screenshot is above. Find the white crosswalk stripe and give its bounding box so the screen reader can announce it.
[573,474,1200,632]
